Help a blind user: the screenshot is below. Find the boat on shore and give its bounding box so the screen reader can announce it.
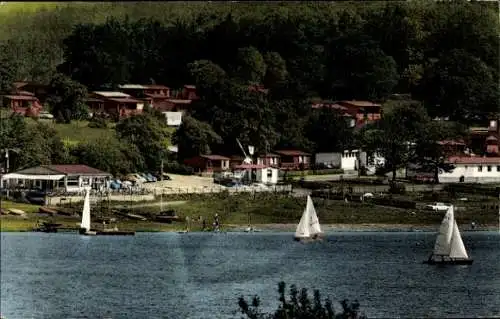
[79,190,135,236]
[294,195,323,242]
[423,205,473,265]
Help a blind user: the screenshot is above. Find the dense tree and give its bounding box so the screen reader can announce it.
[306,108,354,153]
[70,136,144,176]
[172,115,223,161]
[0,42,18,95]
[262,51,288,89]
[46,73,89,123]
[233,46,267,84]
[115,113,171,172]
[415,49,499,124]
[0,115,68,170]
[187,59,227,96]
[415,121,467,184]
[359,100,429,180]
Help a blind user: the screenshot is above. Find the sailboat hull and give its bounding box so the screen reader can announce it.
[79,228,134,236]
[423,259,473,265]
[294,234,323,243]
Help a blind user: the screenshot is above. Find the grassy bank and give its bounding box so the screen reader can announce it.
[2,193,498,232]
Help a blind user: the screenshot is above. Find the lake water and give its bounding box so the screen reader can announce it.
[1,231,499,319]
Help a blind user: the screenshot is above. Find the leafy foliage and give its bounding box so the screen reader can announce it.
[69,135,143,176]
[172,115,223,161]
[46,73,89,123]
[115,112,171,171]
[238,281,367,319]
[359,100,429,180]
[0,115,69,170]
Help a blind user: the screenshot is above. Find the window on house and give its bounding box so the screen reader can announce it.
[81,178,90,186]
[267,169,273,178]
[487,166,492,172]
[477,166,482,172]
[497,166,500,172]
[66,176,79,186]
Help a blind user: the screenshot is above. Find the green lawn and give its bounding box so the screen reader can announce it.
[25,119,116,144]
[1,200,41,213]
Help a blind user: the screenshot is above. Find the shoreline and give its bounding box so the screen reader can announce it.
[1,222,498,233]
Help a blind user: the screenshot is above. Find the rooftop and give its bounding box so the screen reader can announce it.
[3,95,38,101]
[274,150,311,156]
[14,164,111,176]
[200,154,230,161]
[118,84,147,90]
[447,156,500,165]
[338,100,382,108]
[108,98,142,103]
[167,99,192,104]
[93,91,131,98]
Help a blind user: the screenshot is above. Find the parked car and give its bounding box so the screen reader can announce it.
[426,202,450,211]
[132,173,147,183]
[145,173,157,182]
[38,111,54,119]
[139,173,154,183]
[153,172,171,181]
[110,180,122,190]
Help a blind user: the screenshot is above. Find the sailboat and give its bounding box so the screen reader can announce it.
[244,212,261,232]
[79,189,135,236]
[424,205,473,265]
[178,216,190,234]
[294,195,323,242]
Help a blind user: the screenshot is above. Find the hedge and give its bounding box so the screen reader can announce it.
[444,183,500,197]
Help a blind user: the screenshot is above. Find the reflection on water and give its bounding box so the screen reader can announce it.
[1,232,499,319]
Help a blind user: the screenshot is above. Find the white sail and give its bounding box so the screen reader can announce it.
[80,190,91,231]
[449,220,469,259]
[308,196,322,235]
[433,206,454,255]
[295,198,311,238]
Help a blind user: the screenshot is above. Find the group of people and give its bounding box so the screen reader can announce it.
[188,214,221,232]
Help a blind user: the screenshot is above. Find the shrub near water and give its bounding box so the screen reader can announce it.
[238,281,367,319]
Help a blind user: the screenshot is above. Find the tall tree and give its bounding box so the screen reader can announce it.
[70,136,144,176]
[415,121,466,184]
[360,100,429,180]
[115,113,171,171]
[46,73,88,123]
[306,108,354,153]
[172,115,223,161]
[0,41,18,96]
[263,51,288,89]
[234,46,267,84]
[416,49,499,124]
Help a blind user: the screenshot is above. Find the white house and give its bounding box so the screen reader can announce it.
[439,156,500,183]
[233,164,279,185]
[1,165,112,193]
[164,111,183,127]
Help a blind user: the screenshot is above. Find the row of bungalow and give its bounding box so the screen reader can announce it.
[183,150,312,174]
[2,80,384,128]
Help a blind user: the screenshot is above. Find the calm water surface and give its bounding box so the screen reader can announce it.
[1,231,499,319]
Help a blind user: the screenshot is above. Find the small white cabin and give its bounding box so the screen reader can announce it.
[233,164,279,185]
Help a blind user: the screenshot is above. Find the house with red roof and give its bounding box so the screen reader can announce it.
[439,156,500,183]
[468,116,499,156]
[85,91,144,119]
[118,84,171,110]
[274,150,311,170]
[183,154,230,174]
[1,164,112,194]
[311,100,381,128]
[2,92,43,117]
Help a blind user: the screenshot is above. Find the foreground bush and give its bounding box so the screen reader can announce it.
[238,282,367,319]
